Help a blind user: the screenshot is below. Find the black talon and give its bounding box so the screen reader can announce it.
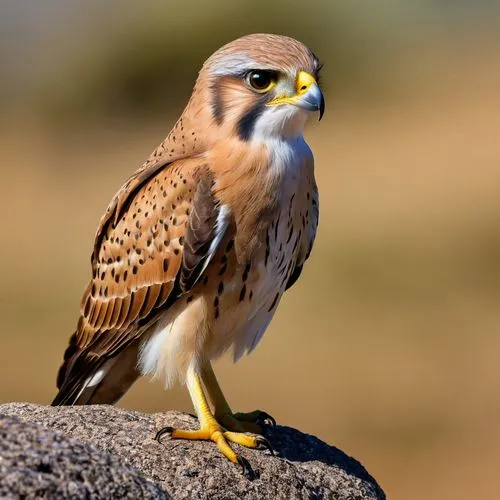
[266,414,277,426]
[257,411,276,426]
[155,426,174,443]
[237,456,255,480]
[255,436,275,456]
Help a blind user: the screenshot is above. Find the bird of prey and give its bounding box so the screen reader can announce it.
[53,33,323,471]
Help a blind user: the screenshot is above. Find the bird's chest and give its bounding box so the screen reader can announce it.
[254,138,311,276]
[203,137,314,359]
[233,140,313,347]
[250,171,309,307]
[229,199,306,362]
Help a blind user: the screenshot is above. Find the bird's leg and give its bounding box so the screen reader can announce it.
[201,362,276,435]
[155,365,272,474]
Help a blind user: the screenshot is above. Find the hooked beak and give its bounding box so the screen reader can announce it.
[294,71,325,121]
[266,71,325,121]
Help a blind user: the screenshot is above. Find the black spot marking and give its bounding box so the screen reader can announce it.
[219,255,228,275]
[163,258,169,272]
[292,232,300,253]
[239,284,246,301]
[265,232,270,266]
[268,292,279,312]
[242,262,251,282]
[274,214,280,240]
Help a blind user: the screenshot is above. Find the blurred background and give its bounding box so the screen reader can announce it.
[1,1,500,498]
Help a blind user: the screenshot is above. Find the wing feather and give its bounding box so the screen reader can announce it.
[53,159,230,405]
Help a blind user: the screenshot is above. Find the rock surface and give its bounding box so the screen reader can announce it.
[0,403,385,499]
[0,412,167,499]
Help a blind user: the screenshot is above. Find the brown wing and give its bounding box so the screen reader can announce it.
[53,158,229,405]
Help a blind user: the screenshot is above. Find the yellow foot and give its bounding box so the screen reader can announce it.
[155,422,273,478]
[217,410,276,434]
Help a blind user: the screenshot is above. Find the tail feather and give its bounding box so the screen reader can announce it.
[52,355,104,406]
[52,337,140,406]
[56,332,79,391]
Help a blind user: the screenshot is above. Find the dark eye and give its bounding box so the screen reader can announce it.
[246,70,277,92]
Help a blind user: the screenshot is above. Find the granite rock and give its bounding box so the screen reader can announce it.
[0,403,385,499]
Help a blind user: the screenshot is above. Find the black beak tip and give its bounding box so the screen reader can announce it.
[318,97,325,121]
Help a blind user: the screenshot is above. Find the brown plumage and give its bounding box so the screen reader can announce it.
[53,33,323,470]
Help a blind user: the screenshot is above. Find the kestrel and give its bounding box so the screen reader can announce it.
[53,33,323,473]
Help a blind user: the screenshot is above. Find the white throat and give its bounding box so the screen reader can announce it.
[251,105,310,142]
[264,134,312,183]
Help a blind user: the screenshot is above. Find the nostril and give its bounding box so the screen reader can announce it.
[300,85,307,91]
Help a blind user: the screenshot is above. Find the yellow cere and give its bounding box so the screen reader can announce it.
[267,71,317,106]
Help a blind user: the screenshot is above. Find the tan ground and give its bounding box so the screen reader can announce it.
[1,49,499,499]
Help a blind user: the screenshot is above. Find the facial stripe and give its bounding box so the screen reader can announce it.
[237,101,266,141]
[210,82,225,125]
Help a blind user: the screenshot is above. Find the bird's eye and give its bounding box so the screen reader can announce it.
[246,70,277,92]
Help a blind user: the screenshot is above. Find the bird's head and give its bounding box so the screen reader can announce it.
[194,34,324,142]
